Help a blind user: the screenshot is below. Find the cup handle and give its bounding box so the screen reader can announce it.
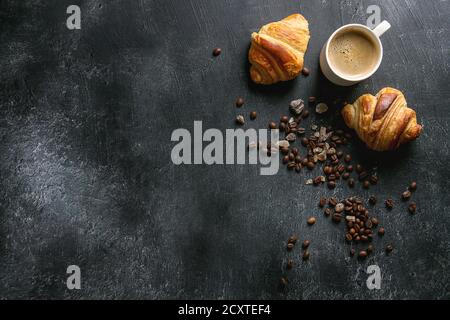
[372,20,391,37]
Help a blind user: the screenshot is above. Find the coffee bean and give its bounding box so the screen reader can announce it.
[269,121,277,129]
[323,166,333,175]
[348,178,355,188]
[235,115,245,125]
[327,181,336,189]
[335,203,344,213]
[280,115,289,123]
[385,244,393,253]
[356,164,363,173]
[287,235,298,244]
[250,111,257,120]
[363,180,370,189]
[358,250,368,258]
[329,197,338,206]
[280,147,289,155]
[408,202,417,214]
[402,190,411,200]
[280,277,288,286]
[307,216,316,225]
[409,181,417,191]
[319,197,327,208]
[302,250,310,260]
[385,198,394,210]
[332,213,342,223]
[313,176,322,185]
[378,227,385,236]
[345,233,353,242]
[287,243,294,250]
[358,171,369,181]
[286,133,296,142]
[324,208,332,216]
[346,165,353,172]
[286,259,294,269]
[342,172,350,180]
[371,217,379,226]
[295,164,301,172]
[350,249,356,256]
[287,162,296,170]
[308,96,316,103]
[369,196,377,205]
[367,245,374,254]
[235,97,244,107]
[212,47,222,56]
[336,151,344,158]
[307,161,315,170]
[301,137,309,146]
[302,67,310,76]
[344,154,351,163]
[302,240,311,249]
[301,109,310,119]
[370,175,378,185]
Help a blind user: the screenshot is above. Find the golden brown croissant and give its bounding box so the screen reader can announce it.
[341,87,422,151]
[248,14,310,84]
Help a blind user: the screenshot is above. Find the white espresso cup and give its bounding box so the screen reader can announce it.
[319,21,391,86]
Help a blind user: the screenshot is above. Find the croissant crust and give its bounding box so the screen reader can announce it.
[341,87,422,151]
[248,14,310,84]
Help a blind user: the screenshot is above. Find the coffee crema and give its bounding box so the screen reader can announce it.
[328,29,379,78]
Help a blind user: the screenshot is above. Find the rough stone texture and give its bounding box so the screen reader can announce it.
[0,0,449,299]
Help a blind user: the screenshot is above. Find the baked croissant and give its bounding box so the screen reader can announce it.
[248,14,310,84]
[342,87,422,151]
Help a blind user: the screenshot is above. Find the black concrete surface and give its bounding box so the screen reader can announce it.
[0,0,449,299]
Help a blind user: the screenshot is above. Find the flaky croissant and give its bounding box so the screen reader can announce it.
[342,87,422,151]
[248,14,310,84]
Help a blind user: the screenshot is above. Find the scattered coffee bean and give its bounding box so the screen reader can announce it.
[302,240,311,249]
[301,137,309,146]
[286,133,296,142]
[301,109,310,119]
[363,180,370,189]
[332,213,342,223]
[370,175,378,185]
[371,217,379,226]
[235,115,245,125]
[302,250,310,260]
[289,99,305,116]
[350,249,356,256]
[335,203,344,213]
[307,161,315,170]
[212,47,222,56]
[287,243,294,250]
[356,164,363,173]
[408,202,417,214]
[369,196,377,205]
[329,197,338,206]
[280,277,288,286]
[250,111,257,120]
[346,165,353,172]
[235,97,244,107]
[409,181,417,191]
[378,227,385,236]
[345,233,353,242]
[301,67,310,76]
[358,171,369,181]
[385,244,393,253]
[336,151,344,158]
[348,178,355,188]
[327,181,336,189]
[282,155,289,164]
[319,197,327,208]
[367,244,374,254]
[344,154,351,163]
[342,172,350,180]
[402,190,412,200]
[269,121,277,129]
[288,235,298,244]
[307,216,316,225]
[385,198,394,210]
[286,259,294,269]
[358,250,368,258]
[280,115,289,123]
[324,208,332,216]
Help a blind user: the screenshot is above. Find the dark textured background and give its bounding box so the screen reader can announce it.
[0,0,449,299]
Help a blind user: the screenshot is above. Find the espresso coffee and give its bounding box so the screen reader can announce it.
[328,29,379,78]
